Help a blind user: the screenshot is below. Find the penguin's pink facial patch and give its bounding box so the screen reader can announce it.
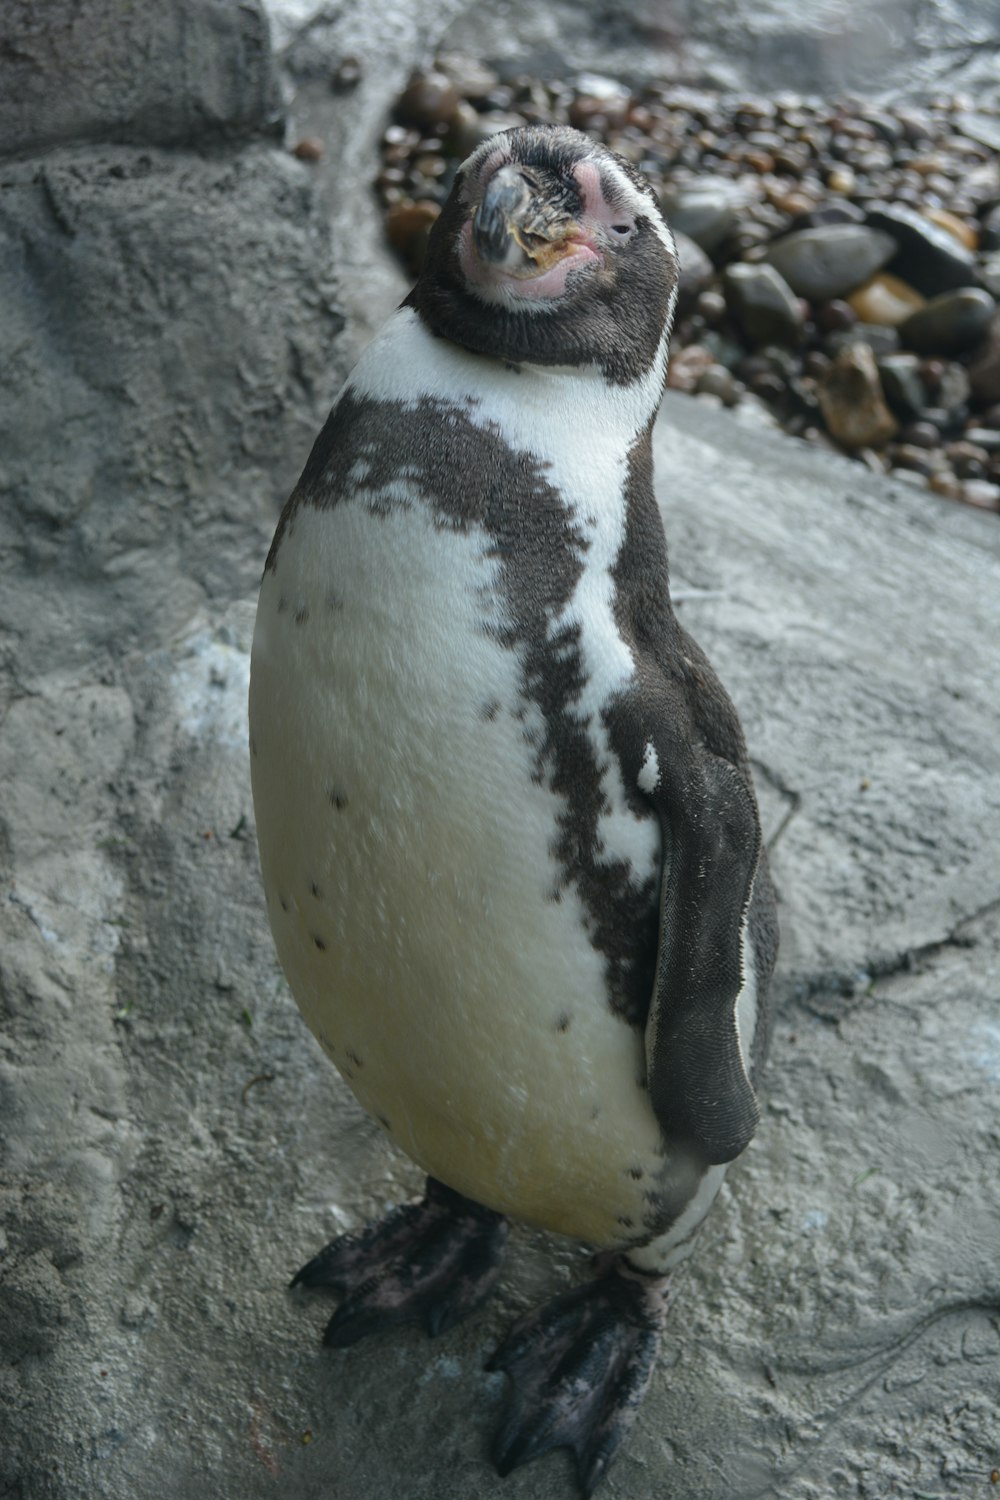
[573,161,637,241]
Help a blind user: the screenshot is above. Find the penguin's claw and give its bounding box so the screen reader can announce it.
[291,1177,509,1346]
[487,1257,669,1497]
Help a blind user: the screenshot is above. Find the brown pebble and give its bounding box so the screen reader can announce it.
[929,470,963,500]
[332,56,363,91]
[397,71,460,130]
[891,443,947,477]
[817,343,898,450]
[826,165,857,194]
[293,138,324,163]
[924,205,978,250]
[847,273,925,327]
[385,200,441,273]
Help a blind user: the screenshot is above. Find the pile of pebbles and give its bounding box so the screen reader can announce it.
[374,58,1000,513]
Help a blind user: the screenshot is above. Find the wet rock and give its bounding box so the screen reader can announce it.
[696,364,741,405]
[446,105,526,158]
[816,298,857,333]
[929,470,963,501]
[789,201,866,231]
[569,74,631,131]
[436,53,500,102]
[960,478,1000,511]
[826,324,901,358]
[892,443,947,477]
[674,231,715,309]
[877,354,929,420]
[847,273,924,327]
[981,205,1000,254]
[695,288,728,326]
[963,428,1000,453]
[924,205,978,252]
[826,165,857,195]
[818,343,898,450]
[945,440,990,480]
[967,318,1000,402]
[898,288,997,356]
[700,328,745,369]
[724,262,805,347]
[898,420,941,449]
[765,224,896,302]
[866,203,980,296]
[932,360,973,418]
[396,71,460,129]
[667,343,716,393]
[662,177,755,253]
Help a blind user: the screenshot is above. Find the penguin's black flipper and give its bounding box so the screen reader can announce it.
[488,1256,669,1498]
[643,731,763,1167]
[291,1177,508,1345]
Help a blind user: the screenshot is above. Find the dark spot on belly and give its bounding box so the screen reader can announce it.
[635,1070,648,1091]
[555,1013,571,1033]
[616,1215,635,1229]
[376,1113,391,1130]
[277,596,289,614]
[327,786,349,810]
[345,1048,363,1067]
[312,935,327,951]
[326,591,343,612]
[250,737,258,757]
[280,896,290,912]
[628,1166,644,1180]
[547,886,562,904]
[479,699,501,722]
[309,880,322,898]
[590,1104,601,1120]
[294,604,310,625]
[342,1066,355,1080]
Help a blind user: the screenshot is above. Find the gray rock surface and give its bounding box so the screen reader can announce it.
[3,3,1000,1499]
[0,0,282,157]
[765,226,896,304]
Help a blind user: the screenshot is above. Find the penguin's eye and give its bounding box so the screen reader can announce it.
[610,221,635,241]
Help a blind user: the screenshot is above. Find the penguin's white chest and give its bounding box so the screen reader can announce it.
[249,483,664,1246]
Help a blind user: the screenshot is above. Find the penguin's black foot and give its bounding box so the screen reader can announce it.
[290,1176,509,1347]
[487,1254,670,1498]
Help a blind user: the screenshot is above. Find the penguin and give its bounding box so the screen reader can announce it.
[249,124,778,1496]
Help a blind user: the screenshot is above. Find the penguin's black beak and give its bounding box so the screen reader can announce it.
[472,164,580,275]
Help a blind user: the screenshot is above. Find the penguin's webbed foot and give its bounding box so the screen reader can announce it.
[488,1255,670,1498]
[291,1176,509,1347]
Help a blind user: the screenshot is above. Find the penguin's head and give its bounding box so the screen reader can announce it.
[405,125,679,386]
